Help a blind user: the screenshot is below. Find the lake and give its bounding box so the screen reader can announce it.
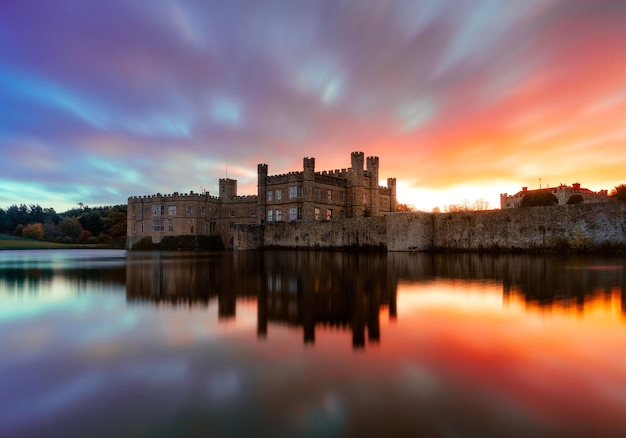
[1,249,625,437]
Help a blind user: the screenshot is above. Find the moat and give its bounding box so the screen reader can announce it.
[2,250,626,437]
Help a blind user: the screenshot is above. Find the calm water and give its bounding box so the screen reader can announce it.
[1,250,626,437]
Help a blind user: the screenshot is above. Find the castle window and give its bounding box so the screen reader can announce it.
[230,222,235,230]
[168,205,176,215]
[315,187,321,200]
[339,192,344,202]
[132,226,136,234]
[201,207,206,216]
[186,206,192,215]
[275,209,282,221]
[267,210,273,222]
[315,208,320,220]
[152,219,164,232]
[363,193,368,205]
[327,189,332,201]
[267,191,273,201]
[288,207,301,221]
[340,210,345,219]
[250,210,257,217]
[326,209,332,221]
[215,210,220,217]
[168,219,174,232]
[276,189,282,200]
[289,186,301,198]
[152,205,164,216]
[229,210,235,217]
[140,223,144,233]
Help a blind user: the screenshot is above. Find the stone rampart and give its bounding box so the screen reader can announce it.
[234,203,626,252]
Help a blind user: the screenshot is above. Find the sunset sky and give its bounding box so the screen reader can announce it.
[1,0,625,212]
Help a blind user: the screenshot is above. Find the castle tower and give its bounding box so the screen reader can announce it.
[366,156,380,216]
[302,157,315,221]
[387,178,397,212]
[350,151,365,217]
[257,164,268,221]
[219,178,237,199]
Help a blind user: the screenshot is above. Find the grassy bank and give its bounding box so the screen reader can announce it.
[0,234,123,250]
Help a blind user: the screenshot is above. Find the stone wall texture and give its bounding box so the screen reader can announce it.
[234,202,626,252]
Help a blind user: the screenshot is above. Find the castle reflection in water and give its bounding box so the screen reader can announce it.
[125,251,626,348]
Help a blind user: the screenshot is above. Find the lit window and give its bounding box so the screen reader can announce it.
[168,205,176,215]
[289,207,297,221]
[315,208,320,220]
[327,189,332,201]
[326,209,332,221]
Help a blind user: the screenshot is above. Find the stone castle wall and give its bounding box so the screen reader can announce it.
[234,202,626,252]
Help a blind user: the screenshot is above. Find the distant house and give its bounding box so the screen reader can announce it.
[500,183,608,209]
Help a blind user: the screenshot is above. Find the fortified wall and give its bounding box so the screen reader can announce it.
[235,202,626,252]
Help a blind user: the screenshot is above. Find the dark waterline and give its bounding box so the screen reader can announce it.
[1,249,626,437]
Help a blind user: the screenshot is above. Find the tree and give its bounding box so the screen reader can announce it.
[567,194,584,205]
[59,217,83,242]
[609,184,626,202]
[520,190,558,207]
[0,208,9,233]
[22,223,44,240]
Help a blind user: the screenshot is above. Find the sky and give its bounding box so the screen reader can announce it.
[1,0,625,213]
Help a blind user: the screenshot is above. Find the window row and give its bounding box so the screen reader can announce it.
[267,186,302,201]
[266,207,302,222]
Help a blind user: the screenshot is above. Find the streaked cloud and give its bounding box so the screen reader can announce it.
[1,0,625,211]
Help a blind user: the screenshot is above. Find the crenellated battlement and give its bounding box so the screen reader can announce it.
[315,172,348,187]
[266,171,304,185]
[128,191,218,203]
[225,195,259,202]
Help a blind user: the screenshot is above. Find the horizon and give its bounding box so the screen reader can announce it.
[2,1,625,213]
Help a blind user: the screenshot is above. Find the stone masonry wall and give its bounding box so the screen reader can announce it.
[234,202,626,252]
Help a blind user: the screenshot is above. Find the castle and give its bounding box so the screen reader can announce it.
[500,183,608,209]
[127,151,397,249]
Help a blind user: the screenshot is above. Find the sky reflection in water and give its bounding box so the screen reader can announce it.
[1,250,625,437]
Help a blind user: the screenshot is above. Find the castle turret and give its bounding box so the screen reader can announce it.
[257,164,268,222]
[350,151,365,217]
[219,178,237,199]
[367,156,380,216]
[387,177,397,212]
[302,157,315,221]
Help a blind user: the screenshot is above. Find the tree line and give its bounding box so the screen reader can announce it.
[0,204,127,247]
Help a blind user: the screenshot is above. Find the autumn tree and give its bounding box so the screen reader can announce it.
[22,223,44,240]
[59,217,83,242]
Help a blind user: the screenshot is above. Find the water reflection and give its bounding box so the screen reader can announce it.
[3,250,626,437]
[126,252,626,348]
[126,252,397,348]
